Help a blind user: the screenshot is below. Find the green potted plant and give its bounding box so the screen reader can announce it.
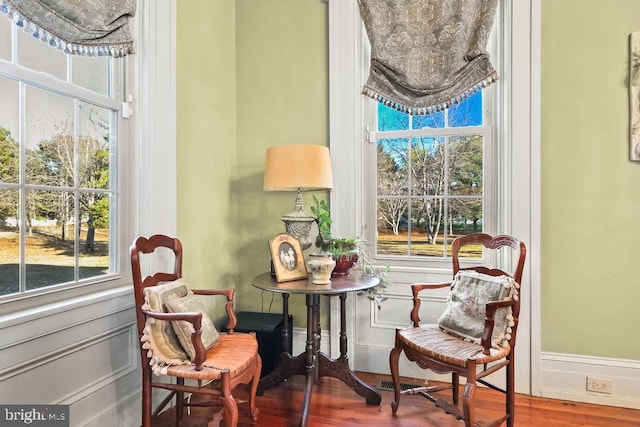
[310,196,389,308]
[310,197,356,271]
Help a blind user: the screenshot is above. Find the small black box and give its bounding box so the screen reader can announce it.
[230,311,292,377]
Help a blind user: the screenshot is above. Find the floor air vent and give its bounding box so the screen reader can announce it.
[377,380,422,392]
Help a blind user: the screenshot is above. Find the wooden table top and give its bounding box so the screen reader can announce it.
[251,271,379,295]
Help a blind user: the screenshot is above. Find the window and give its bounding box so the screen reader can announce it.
[0,17,127,299]
[373,90,491,260]
[328,0,504,273]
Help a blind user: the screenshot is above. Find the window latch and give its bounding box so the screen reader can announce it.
[121,94,133,119]
[365,126,376,143]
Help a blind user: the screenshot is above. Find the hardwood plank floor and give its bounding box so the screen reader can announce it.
[153,372,640,426]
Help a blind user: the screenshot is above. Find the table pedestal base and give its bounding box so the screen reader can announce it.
[257,293,381,427]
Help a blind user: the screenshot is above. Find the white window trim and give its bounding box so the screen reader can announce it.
[328,0,540,394]
[132,0,177,240]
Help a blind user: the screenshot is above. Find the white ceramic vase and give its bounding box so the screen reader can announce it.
[307,253,336,284]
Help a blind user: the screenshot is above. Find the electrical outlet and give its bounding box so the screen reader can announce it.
[586,377,613,394]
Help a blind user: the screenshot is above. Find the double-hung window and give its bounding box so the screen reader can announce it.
[0,16,129,300]
[372,90,493,262]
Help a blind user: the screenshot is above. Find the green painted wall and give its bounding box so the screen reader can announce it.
[233,0,328,323]
[177,0,328,327]
[541,0,640,359]
[176,1,238,293]
[176,0,640,360]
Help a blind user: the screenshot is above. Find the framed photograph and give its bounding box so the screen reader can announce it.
[269,233,308,282]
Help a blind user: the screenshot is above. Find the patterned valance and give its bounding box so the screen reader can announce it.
[357,0,498,115]
[0,0,136,57]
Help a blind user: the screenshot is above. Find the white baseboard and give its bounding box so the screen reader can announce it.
[539,352,640,409]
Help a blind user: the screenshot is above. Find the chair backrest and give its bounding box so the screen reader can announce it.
[451,233,526,323]
[130,234,184,336]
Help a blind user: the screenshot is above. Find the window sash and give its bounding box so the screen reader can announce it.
[369,120,495,268]
[374,128,488,259]
[0,18,128,302]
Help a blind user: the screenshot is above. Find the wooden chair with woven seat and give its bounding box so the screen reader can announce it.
[389,233,526,427]
[131,234,262,427]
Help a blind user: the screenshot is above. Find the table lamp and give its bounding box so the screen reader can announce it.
[263,144,334,249]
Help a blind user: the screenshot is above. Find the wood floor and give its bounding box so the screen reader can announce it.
[153,372,640,426]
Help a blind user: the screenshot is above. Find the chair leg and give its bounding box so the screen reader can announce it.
[452,372,459,405]
[220,371,239,427]
[249,355,262,421]
[506,356,515,427]
[462,381,477,427]
[141,369,152,427]
[176,377,184,427]
[389,345,402,414]
[462,362,477,427]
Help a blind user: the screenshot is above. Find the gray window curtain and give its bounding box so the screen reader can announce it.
[358,0,498,114]
[0,0,136,57]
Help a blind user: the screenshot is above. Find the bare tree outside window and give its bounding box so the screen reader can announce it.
[0,18,117,297]
[375,92,486,259]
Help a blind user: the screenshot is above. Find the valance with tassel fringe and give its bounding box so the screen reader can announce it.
[0,0,136,57]
[357,0,498,115]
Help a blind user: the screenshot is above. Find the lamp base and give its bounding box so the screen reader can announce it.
[281,214,315,250]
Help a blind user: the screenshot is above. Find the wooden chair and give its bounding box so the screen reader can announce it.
[131,234,261,427]
[389,233,526,427]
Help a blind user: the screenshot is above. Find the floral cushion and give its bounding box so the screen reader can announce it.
[437,270,518,348]
[165,293,221,360]
[142,279,189,362]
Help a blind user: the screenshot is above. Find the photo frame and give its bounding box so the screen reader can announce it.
[269,233,308,282]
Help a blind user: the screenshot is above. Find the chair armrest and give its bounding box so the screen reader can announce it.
[409,282,452,327]
[480,298,516,354]
[191,288,238,332]
[142,309,208,368]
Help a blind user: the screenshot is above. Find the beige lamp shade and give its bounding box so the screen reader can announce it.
[263,145,334,191]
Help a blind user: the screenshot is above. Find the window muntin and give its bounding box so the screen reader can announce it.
[0,20,120,298]
[374,91,489,260]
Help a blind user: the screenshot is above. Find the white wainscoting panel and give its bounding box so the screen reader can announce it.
[0,287,142,425]
[540,352,640,410]
[353,280,451,379]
